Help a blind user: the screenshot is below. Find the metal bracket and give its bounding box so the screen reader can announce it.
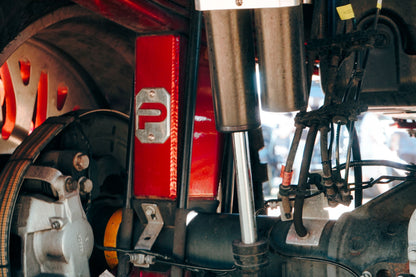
[135,204,164,250]
[195,0,300,11]
[24,165,76,199]
[286,219,328,246]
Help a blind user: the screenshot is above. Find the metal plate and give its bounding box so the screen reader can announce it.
[135,204,164,250]
[135,88,170,144]
[195,0,300,11]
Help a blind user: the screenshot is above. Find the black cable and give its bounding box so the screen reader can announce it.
[337,160,416,172]
[335,124,342,178]
[265,191,323,205]
[294,125,318,237]
[341,53,359,103]
[100,233,362,277]
[266,173,412,207]
[349,126,363,207]
[343,121,355,187]
[294,256,360,277]
[357,175,412,189]
[156,259,236,274]
[95,245,236,274]
[328,122,334,161]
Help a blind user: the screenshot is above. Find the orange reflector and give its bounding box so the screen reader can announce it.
[104,209,123,269]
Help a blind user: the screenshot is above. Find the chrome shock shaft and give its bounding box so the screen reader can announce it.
[232,131,257,244]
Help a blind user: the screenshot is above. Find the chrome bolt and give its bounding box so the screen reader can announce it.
[148,133,155,141]
[73,153,90,171]
[149,90,156,97]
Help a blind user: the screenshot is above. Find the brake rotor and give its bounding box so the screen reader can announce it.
[0,39,99,154]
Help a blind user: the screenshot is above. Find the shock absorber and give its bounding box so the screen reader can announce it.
[203,8,266,275]
[255,3,308,112]
[204,9,260,133]
[200,0,311,271]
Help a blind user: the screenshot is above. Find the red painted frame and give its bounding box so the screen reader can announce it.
[134,35,222,200]
[72,1,223,200]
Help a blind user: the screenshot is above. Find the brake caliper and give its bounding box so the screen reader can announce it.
[13,166,93,277]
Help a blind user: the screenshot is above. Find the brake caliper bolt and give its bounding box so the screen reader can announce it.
[65,178,78,193]
[79,177,93,194]
[73,153,90,172]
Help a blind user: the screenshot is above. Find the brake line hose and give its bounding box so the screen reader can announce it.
[294,125,318,237]
[280,124,304,219]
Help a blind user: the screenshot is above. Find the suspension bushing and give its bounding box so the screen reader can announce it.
[232,239,269,274]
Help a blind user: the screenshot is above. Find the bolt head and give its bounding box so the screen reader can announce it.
[79,177,93,194]
[51,221,61,229]
[65,178,78,193]
[73,153,90,171]
[145,207,155,217]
